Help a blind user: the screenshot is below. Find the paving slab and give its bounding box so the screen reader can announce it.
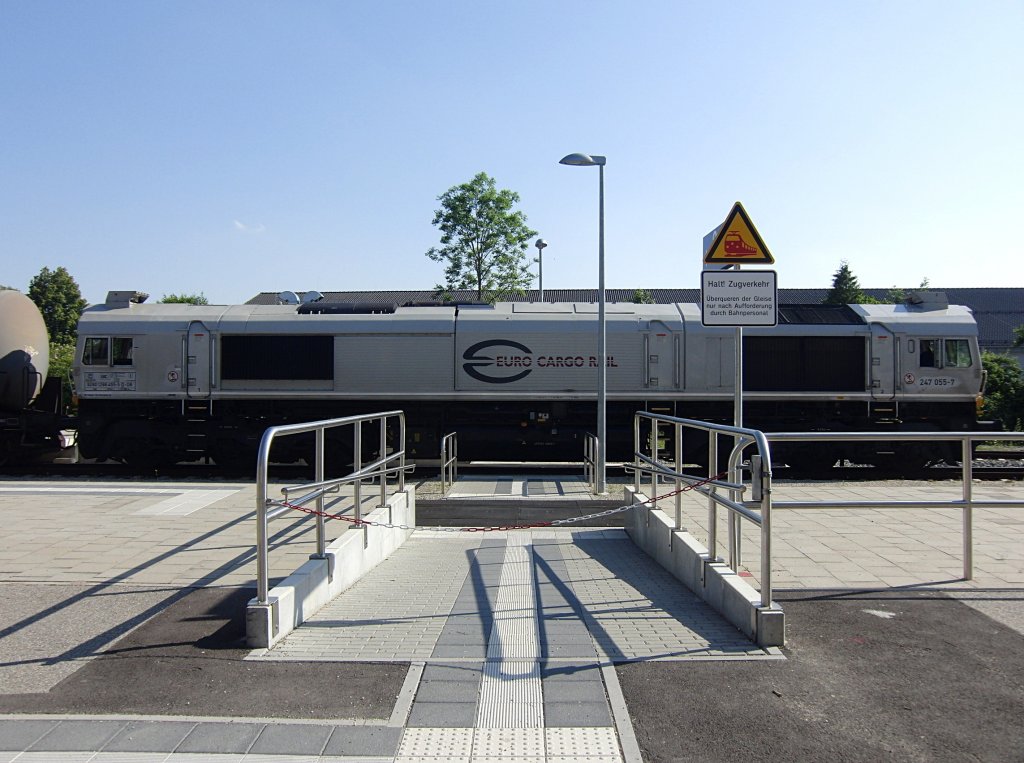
[0,475,1022,761]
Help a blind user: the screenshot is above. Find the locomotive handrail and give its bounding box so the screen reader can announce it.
[255,410,408,605]
[631,411,775,609]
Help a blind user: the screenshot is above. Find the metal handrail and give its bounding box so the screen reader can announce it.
[632,411,774,609]
[255,410,408,604]
[765,430,1024,580]
[440,432,458,495]
[583,433,599,493]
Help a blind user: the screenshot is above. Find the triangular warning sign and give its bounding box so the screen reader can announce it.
[703,202,774,264]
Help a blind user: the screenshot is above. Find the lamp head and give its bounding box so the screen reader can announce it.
[559,153,606,167]
[535,238,547,250]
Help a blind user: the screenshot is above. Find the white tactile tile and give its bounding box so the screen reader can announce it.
[398,727,474,757]
[544,727,621,757]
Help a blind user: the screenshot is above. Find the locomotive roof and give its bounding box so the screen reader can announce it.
[245,287,1021,351]
[80,298,977,339]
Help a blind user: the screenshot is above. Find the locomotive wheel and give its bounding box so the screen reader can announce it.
[118,438,178,469]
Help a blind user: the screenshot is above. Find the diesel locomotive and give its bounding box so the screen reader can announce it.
[72,290,988,469]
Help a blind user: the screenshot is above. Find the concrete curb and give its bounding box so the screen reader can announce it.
[246,489,416,648]
[624,487,784,647]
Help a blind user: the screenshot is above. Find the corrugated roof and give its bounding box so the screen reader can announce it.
[246,287,1024,351]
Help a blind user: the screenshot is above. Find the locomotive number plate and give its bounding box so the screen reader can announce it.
[83,371,137,392]
[916,376,957,388]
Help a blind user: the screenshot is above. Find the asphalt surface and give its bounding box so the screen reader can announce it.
[3,583,1023,761]
[0,585,406,720]
[618,588,1024,763]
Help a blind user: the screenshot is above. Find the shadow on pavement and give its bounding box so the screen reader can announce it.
[0,586,407,720]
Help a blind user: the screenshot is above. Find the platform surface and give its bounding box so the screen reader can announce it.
[0,476,1022,761]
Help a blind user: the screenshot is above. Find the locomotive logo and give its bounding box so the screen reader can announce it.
[462,340,617,383]
[463,340,534,384]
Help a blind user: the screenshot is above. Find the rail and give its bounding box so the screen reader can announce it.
[632,411,775,608]
[766,430,1024,580]
[583,432,599,493]
[440,432,458,496]
[255,410,408,605]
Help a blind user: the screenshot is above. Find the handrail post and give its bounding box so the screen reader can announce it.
[353,422,362,525]
[314,427,325,558]
[757,432,773,609]
[379,416,387,508]
[633,416,641,496]
[650,420,659,508]
[398,414,406,492]
[708,429,718,561]
[256,432,273,604]
[674,421,683,531]
[962,435,973,580]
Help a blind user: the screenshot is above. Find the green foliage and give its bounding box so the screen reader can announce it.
[1014,326,1024,348]
[823,261,866,305]
[426,172,537,302]
[886,278,932,304]
[631,288,655,304]
[49,341,77,408]
[27,266,87,346]
[981,351,1024,431]
[160,292,209,305]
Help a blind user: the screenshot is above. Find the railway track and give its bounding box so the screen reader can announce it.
[1,459,1021,481]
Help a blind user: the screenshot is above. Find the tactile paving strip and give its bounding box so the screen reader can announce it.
[397,726,621,761]
[478,537,544,728]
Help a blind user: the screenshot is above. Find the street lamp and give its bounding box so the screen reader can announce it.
[535,238,548,300]
[559,152,607,494]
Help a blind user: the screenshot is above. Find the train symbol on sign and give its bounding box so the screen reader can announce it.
[723,231,758,257]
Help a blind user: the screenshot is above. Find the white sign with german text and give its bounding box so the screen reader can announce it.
[701,270,778,326]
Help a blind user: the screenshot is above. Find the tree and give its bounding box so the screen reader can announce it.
[631,288,655,304]
[886,277,931,304]
[27,266,87,346]
[823,261,864,304]
[160,292,209,305]
[426,172,537,302]
[981,351,1024,431]
[1014,326,1024,348]
[823,260,879,304]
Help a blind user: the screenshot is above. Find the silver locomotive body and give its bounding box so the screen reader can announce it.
[73,292,986,468]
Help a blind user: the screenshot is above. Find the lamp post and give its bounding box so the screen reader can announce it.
[559,152,607,494]
[535,238,548,301]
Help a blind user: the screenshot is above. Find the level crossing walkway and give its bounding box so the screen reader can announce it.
[1,476,1022,761]
[247,526,780,761]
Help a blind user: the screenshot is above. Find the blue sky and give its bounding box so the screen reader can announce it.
[2,1,1021,306]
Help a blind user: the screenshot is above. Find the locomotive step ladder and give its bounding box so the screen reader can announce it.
[182,399,212,459]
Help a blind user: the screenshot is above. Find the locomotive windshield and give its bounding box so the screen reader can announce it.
[918,338,972,368]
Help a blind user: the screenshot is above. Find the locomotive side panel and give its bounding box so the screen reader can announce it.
[334,334,454,395]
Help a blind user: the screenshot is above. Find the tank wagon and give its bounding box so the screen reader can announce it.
[0,290,65,463]
[73,291,988,469]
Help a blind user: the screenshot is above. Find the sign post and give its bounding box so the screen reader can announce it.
[702,202,776,429]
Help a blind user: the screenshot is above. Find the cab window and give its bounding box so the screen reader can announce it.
[919,339,937,368]
[944,339,972,368]
[82,337,109,365]
[111,337,134,366]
